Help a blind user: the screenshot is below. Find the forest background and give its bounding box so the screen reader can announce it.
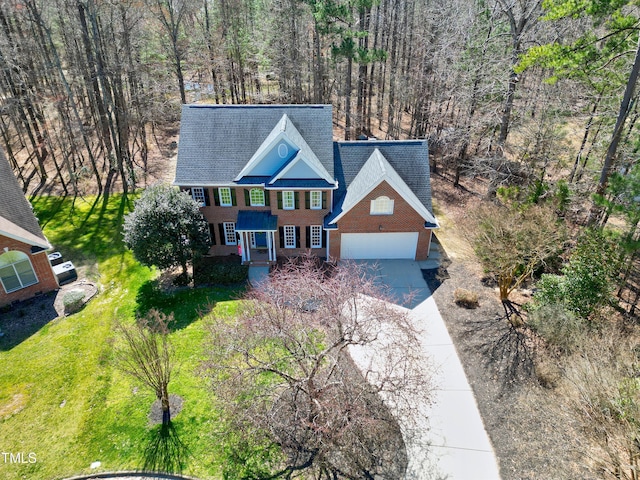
[7,1,640,477]
[3,0,640,304]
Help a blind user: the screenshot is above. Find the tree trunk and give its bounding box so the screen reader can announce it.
[596,34,640,196]
[160,385,171,425]
[569,91,602,183]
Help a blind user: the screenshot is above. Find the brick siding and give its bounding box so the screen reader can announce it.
[328,181,432,260]
[196,188,331,258]
[0,235,59,307]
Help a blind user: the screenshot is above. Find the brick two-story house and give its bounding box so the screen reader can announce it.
[0,150,58,307]
[174,104,437,263]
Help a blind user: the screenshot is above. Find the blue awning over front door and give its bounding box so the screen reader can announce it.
[235,210,278,232]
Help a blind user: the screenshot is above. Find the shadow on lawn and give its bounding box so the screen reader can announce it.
[135,280,241,330]
[142,422,191,474]
[32,194,133,267]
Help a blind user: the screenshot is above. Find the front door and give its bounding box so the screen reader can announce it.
[255,232,267,248]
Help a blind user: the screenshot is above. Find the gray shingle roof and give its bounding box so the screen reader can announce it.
[328,147,436,225]
[331,140,433,219]
[174,104,334,186]
[0,149,49,246]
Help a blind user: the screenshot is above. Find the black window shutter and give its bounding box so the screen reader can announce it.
[322,227,327,248]
[322,192,327,209]
[264,190,270,206]
[208,223,216,245]
[295,226,300,248]
[244,189,250,206]
[213,188,220,206]
[305,226,310,248]
[305,191,310,209]
[231,188,237,206]
[218,223,225,245]
[203,188,210,206]
[294,192,300,209]
[279,227,284,248]
[277,191,283,209]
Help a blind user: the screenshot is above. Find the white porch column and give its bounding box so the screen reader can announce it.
[326,230,330,259]
[270,231,276,261]
[245,232,251,263]
[240,232,247,263]
[267,231,273,261]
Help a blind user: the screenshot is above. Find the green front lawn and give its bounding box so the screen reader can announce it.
[0,194,242,480]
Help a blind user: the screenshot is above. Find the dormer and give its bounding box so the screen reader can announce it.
[234,114,335,187]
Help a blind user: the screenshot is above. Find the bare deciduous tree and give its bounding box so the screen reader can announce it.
[116,309,175,426]
[205,256,432,479]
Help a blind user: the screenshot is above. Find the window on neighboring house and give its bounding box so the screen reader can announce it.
[284,225,296,248]
[191,187,206,207]
[310,225,322,248]
[282,191,295,210]
[223,222,237,245]
[370,195,394,215]
[0,251,38,294]
[310,191,322,209]
[219,187,232,206]
[249,188,265,206]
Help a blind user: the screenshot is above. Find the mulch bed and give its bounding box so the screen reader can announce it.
[429,173,595,479]
[0,279,98,350]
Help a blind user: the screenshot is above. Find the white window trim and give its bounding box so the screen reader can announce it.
[250,188,265,207]
[0,252,38,294]
[310,225,322,249]
[223,222,237,245]
[310,191,322,210]
[284,225,296,248]
[219,187,232,207]
[283,191,295,210]
[191,187,206,207]
[370,196,394,215]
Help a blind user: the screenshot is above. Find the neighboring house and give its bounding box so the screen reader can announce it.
[174,104,438,264]
[0,150,58,307]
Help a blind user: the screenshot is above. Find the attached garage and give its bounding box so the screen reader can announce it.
[340,232,419,259]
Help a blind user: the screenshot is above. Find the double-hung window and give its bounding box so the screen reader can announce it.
[191,187,206,207]
[310,225,322,248]
[284,225,296,248]
[310,191,322,209]
[219,187,232,207]
[249,188,265,206]
[0,251,38,293]
[282,191,295,210]
[223,222,237,245]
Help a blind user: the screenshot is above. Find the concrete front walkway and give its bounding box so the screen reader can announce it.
[248,266,270,287]
[352,259,501,480]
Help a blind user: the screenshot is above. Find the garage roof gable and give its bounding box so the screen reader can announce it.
[328,148,438,226]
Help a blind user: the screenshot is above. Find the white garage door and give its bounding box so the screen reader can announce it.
[340,232,419,259]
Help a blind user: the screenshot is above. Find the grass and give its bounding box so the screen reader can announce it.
[0,194,243,480]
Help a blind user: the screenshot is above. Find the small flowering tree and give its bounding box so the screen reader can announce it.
[206,256,432,479]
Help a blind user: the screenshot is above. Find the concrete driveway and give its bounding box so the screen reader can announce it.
[353,259,432,308]
[349,259,502,480]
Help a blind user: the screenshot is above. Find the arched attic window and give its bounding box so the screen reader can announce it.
[0,250,38,293]
[370,196,394,215]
